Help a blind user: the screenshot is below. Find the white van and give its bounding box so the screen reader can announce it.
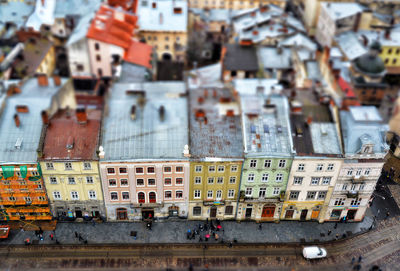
[302,246,327,259]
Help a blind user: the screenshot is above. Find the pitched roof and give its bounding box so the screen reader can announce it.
[223,44,258,71]
[321,2,365,21]
[26,0,55,31]
[124,41,153,69]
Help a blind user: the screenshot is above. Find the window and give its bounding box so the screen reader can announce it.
[194,177,201,184]
[71,191,79,200]
[347,169,353,176]
[322,177,331,185]
[147,167,155,173]
[109,179,117,186]
[46,162,54,170]
[261,173,269,182]
[318,191,327,199]
[351,184,356,191]
[297,164,305,171]
[229,176,236,184]
[9,196,16,201]
[148,179,156,186]
[350,198,362,206]
[165,191,172,199]
[138,192,145,203]
[334,198,345,206]
[359,183,365,190]
[248,173,255,182]
[195,165,202,172]
[217,177,224,184]
[249,160,257,168]
[96,54,101,62]
[65,162,72,170]
[311,177,320,185]
[327,164,334,171]
[175,178,183,185]
[342,184,348,190]
[176,191,183,199]
[110,192,118,200]
[95,43,100,50]
[136,179,144,186]
[68,177,76,184]
[176,166,183,173]
[53,191,61,200]
[356,169,362,176]
[231,165,238,172]
[364,168,370,176]
[293,177,303,185]
[259,188,266,198]
[119,167,127,174]
[225,206,233,215]
[264,160,271,168]
[216,190,222,199]
[120,179,128,186]
[165,36,169,41]
[306,191,316,200]
[86,176,94,184]
[208,165,215,172]
[164,178,172,185]
[88,191,96,199]
[107,168,115,174]
[147,36,152,41]
[208,177,214,184]
[278,160,286,168]
[193,206,201,216]
[316,164,323,171]
[228,189,235,198]
[289,191,300,200]
[136,167,144,174]
[122,192,130,200]
[194,190,201,198]
[272,187,280,195]
[207,190,213,198]
[218,166,225,172]
[245,187,252,196]
[49,177,57,184]
[275,173,283,182]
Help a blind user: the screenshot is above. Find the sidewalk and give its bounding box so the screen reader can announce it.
[1,212,374,246]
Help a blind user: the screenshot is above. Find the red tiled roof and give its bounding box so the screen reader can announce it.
[42,109,102,160]
[86,5,137,49]
[338,77,356,98]
[124,41,153,69]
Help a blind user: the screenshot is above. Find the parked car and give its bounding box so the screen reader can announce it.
[302,246,327,259]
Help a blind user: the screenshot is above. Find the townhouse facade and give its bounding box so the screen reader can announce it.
[99,82,190,221]
[326,106,388,221]
[188,87,243,220]
[235,79,294,222]
[39,108,105,220]
[188,0,285,10]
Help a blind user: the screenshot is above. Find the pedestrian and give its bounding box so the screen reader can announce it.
[24,238,30,245]
[187,229,191,240]
[334,222,338,229]
[217,224,222,231]
[258,224,262,230]
[351,257,355,265]
[75,231,78,238]
[358,255,362,263]
[335,233,339,240]
[78,234,83,241]
[205,233,210,241]
[353,264,361,271]
[199,236,203,242]
[327,230,332,236]
[56,239,60,245]
[188,263,194,271]
[215,233,219,241]
[386,211,390,218]
[50,233,54,240]
[92,220,96,227]
[229,241,233,248]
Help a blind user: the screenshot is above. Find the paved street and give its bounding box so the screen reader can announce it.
[370,177,400,221]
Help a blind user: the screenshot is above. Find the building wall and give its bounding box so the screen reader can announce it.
[315,5,335,47]
[189,0,285,10]
[37,46,55,76]
[67,38,92,77]
[380,46,400,68]
[139,31,187,62]
[51,18,70,38]
[41,160,105,218]
[99,161,190,221]
[282,158,342,222]
[188,160,242,220]
[87,39,124,78]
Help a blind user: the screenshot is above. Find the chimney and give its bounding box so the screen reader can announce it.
[306,115,313,126]
[41,110,49,125]
[204,89,208,98]
[183,144,190,157]
[260,6,269,13]
[213,89,217,98]
[195,109,206,119]
[226,109,235,117]
[385,29,391,40]
[252,30,259,36]
[159,12,163,24]
[14,114,20,127]
[53,75,61,86]
[159,105,165,121]
[198,97,204,104]
[37,74,48,87]
[76,108,87,124]
[277,46,283,54]
[173,7,182,14]
[98,146,105,159]
[131,105,136,120]
[16,105,29,113]
[251,11,256,17]
[66,135,74,150]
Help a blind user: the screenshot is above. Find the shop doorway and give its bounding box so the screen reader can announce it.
[285,209,294,218]
[347,209,357,220]
[116,208,128,220]
[245,208,252,218]
[261,205,275,218]
[210,207,217,218]
[75,209,82,218]
[300,209,308,220]
[311,210,320,220]
[142,209,154,220]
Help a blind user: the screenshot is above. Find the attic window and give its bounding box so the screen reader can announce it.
[250,125,256,133]
[152,2,156,8]
[263,124,269,134]
[174,7,182,14]
[141,1,148,6]
[16,105,29,113]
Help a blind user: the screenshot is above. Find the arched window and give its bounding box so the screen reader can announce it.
[149,192,156,203]
[138,192,145,203]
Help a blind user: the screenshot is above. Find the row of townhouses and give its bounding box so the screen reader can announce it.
[0,75,388,223]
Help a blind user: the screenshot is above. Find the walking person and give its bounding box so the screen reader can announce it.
[215,233,219,241]
[258,224,262,231]
[386,211,390,218]
[205,233,210,242]
[335,233,339,240]
[358,255,362,263]
[351,257,355,265]
[75,231,78,238]
[50,233,54,241]
[334,222,338,229]
[327,230,332,236]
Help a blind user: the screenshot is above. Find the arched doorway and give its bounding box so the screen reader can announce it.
[149,192,156,203]
[138,192,145,203]
[162,52,172,61]
[261,204,275,218]
[116,208,128,220]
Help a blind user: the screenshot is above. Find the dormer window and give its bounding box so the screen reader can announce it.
[362,144,373,154]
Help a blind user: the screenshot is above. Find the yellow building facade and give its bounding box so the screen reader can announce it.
[140,31,187,62]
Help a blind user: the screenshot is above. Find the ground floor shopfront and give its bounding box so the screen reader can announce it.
[280,201,326,223]
[188,201,237,220]
[325,205,366,222]
[105,202,188,221]
[236,200,283,222]
[51,200,106,220]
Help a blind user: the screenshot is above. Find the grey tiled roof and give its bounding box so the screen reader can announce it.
[223,44,258,71]
[101,82,189,161]
[258,47,292,69]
